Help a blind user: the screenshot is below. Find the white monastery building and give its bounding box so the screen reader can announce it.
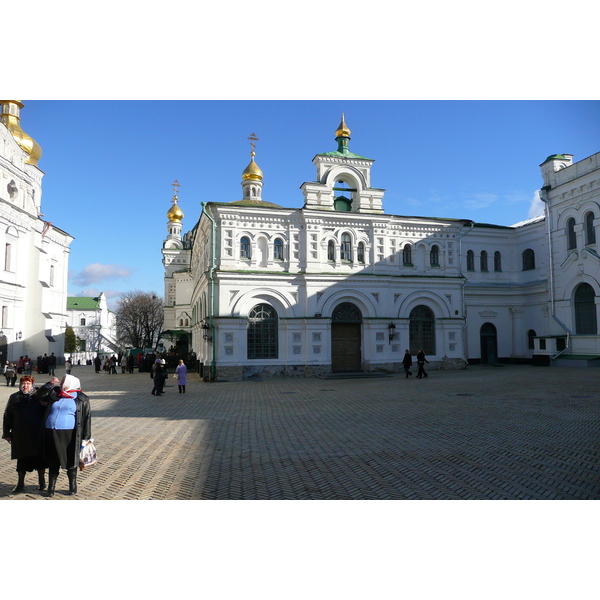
[162,115,600,380]
[0,101,72,366]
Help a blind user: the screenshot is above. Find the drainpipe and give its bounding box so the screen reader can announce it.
[539,187,571,359]
[201,202,217,381]
[458,220,474,363]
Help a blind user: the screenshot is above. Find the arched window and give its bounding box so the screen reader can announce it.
[574,283,597,335]
[273,238,284,261]
[494,251,502,272]
[466,250,475,271]
[341,233,352,262]
[522,249,535,271]
[480,250,488,272]
[357,242,365,264]
[566,217,577,250]
[327,240,335,262]
[179,318,183,326]
[80,318,86,326]
[240,236,251,260]
[247,304,278,359]
[527,329,536,350]
[409,305,435,355]
[585,212,596,245]
[403,244,412,266]
[49,265,55,286]
[430,245,439,267]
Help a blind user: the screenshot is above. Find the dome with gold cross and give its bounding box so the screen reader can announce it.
[166,180,184,222]
[0,100,42,167]
[241,133,263,181]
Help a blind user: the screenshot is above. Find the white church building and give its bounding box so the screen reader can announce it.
[162,116,600,380]
[0,100,72,366]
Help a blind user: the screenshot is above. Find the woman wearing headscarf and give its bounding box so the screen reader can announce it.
[2,375,47,493]
[151,359,167,396]
[175,359,187,393]
[38,373,91,497]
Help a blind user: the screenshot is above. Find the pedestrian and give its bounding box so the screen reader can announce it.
[151,359,167,396]
[127,354,134,374]
[48,353,56,377]
[38,374,91,497]
[65,357,72,374]
[120,354,127,374]
[2,375,47,493]
[24,356,32,375]
[4,362,17,386]
[402,350,413,378]
[175,359,187,393]
[110,356,118,375]
[94,355,102,373]
[416,349,429,379]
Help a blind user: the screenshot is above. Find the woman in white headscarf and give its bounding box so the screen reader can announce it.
[38,374,91,497]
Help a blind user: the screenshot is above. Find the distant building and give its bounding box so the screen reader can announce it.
[0,100,73,365]
[66,292,118,362]
[162,116,599,380]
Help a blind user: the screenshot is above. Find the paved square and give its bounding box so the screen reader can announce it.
[1,364,599,499]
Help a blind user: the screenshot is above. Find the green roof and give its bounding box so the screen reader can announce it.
[67,297,101,310]
[317,150,373,160]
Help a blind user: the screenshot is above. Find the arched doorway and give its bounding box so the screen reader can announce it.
[409,305,435,355]
[480,322,498,364]
[331,302,362,372]
[574,283,597,334]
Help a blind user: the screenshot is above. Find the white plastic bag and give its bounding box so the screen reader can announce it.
[79,438,98,470]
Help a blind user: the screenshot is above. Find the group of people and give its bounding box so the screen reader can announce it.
[3,373,91,497]
[402,349,430,379]
[93,354,136,375]
[150,359,187,396]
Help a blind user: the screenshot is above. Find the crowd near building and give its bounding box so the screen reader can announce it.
[162,115,600,380]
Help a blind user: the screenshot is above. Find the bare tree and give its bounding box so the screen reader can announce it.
[116,291,164,350]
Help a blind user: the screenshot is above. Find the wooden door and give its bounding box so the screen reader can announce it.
[331,323,362,372]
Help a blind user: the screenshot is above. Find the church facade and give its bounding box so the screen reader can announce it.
[0,101,73,366]
[162,116,600,380]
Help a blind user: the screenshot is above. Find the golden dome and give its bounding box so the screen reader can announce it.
[167,196,184,222]
[0,101,42,166]
[335,112,351,138]
[242,152,263,181]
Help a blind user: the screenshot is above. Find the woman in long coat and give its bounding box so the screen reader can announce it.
[2,375,47,493]
[175,359,187,393]
[37,374,91,497]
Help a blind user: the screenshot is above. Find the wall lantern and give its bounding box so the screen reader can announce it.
[201,321,212,342]
[16,331,22,340]
[388,322,396,343]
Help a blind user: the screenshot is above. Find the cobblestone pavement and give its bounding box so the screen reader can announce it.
[0,364,599,500]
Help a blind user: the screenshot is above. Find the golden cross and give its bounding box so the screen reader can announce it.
[248,133,259,153]
[171,180,180,201]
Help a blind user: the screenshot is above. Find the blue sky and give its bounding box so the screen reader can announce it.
[20,100,600,309]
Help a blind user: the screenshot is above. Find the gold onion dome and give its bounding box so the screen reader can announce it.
[242,152,263,181]
[0,100,42,166]
[167,196,184,222]
[335,112,351,138]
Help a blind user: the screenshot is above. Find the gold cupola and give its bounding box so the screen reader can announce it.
[167,180,184,222]
[335,112,351,139]
[0,100,42,167]
[242,132,263,181]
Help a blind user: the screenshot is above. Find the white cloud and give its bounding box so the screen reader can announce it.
[528,189,545,219]
[69,263,133,287]
[462,192,498,210]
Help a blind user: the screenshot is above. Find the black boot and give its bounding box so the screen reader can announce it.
[12,472,26,493]
[182,386,185,393]
[45,472,58,497]
[37,469,46,491]
[178,385,182,393]
[67,468,78,495]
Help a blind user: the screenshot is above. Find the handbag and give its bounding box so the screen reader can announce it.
[172,373,177,379]
[79,438,98,471]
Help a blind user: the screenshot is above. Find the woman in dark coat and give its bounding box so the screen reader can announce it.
[151,359,167,396]
[2,375,47,493]
[37,374,91,497]
[402,350,413,378]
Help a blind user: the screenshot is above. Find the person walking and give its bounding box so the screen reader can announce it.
[151,359,167,396]
[38,374,91,497]
[48,353,56,377]
[416,349,429,379]
[2,375,47,493]
[175,359,187,393]
[402,350,413,378]
[94,355,102,374]
[4,362,17,386]
[120,354,127,374]
[65,357,72,374]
